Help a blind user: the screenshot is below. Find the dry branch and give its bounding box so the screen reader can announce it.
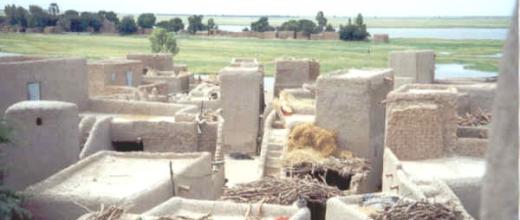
[221,176,344,205]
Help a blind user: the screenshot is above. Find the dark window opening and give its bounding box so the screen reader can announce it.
[36,117,42,126]
[285,168,352,220]
[112,140,144,152]
[142,68,148,75]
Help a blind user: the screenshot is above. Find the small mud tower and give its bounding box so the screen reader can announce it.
[3,101,80,190]
[274,58,320,97]
[389,50,435,89]
[315,69,393,192]
[219,66,263,154]
[384,84,458,160]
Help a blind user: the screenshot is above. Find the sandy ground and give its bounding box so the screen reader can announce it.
[224,155,260,187]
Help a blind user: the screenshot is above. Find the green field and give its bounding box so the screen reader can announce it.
[152,15,510,29]
[0,33,504,75]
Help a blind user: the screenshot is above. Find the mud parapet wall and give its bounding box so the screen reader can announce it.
[0,56,89,113]
[127,53,174,72]
[24,151,214,220]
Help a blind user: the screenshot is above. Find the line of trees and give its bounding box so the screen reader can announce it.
[249,11,369,40]
[1,3,173,35]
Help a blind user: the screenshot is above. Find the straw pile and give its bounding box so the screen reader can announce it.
[457,109,491,127]
[282,123,370,178]
[221,176,344,205]
[287,123,337,157]
[370,200,463,220]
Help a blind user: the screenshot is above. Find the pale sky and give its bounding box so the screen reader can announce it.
[2,0,516,17]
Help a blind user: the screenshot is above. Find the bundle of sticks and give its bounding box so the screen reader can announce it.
[457,109,491,126]
[86,206,123,220]
[86,205,213,220]
[371,200,462,220]
[221,176,344,205]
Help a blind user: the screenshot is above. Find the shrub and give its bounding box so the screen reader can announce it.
[149,28,179,55]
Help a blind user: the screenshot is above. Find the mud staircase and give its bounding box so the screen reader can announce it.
[79,116,97,149]
[263,128,289,176]
[258,110,289,177]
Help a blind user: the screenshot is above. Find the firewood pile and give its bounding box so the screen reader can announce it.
[221,176,344,205]
[457,109,491,126]
[370,200,463,220]
[85,205,213,220]
[282,150,370,179]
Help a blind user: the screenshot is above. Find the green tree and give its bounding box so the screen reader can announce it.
[80,12,103,32]
[98,11,119,25]
[324,24,335,32]
[298,19,318,37]
[279,19,299,31]
[0,119,32,220]
[15,6,29,28]
[339,14,369,41]
[48,3,59,16]
[57,10,79,31]
[28,5,49,28]
[355,13,364,26]
[156,17,184,32]
[207,18,216,30]
[149,28,179,55]
[137,13,156,28]
[315,11,327,32]
[187,15,206,34]
[251,16,274,32]
[118,16,138,34]
[4,5,17,26]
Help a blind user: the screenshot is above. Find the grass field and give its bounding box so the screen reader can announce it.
[0,33,504,75]
[152,15,510,29]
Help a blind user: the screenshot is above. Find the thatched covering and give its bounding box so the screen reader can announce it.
[281,149,370,178]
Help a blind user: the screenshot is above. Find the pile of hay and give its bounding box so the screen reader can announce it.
[282,123,370,178]
[287,123,337,157]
